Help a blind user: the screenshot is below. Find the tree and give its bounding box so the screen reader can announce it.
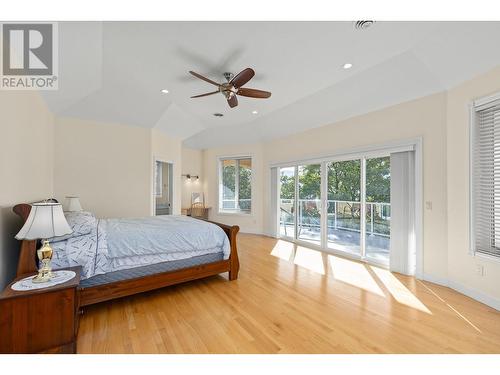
[278,157,390,212]
[365,157,390,203]
[280,174,295,199]
[327,160,361,201]
[298,164,321,199]
[222,162,252,210]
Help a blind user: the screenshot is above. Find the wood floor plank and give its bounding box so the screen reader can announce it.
[77,234,500,353]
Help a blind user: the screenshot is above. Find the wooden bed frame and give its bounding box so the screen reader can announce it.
[12,201,240,307]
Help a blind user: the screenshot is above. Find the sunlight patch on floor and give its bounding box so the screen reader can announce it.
[371,267,432,314]
[329,255,385,296]
[293,247,325,275]
[270,240,295,261]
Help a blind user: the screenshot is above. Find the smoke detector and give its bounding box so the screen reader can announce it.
[354,20,375,30]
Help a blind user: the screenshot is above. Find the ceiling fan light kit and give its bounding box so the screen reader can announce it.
[189,68,271,109]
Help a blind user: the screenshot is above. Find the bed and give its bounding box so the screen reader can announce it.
[12,201,239,307]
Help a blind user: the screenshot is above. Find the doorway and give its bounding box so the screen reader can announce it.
[154,160,173,215]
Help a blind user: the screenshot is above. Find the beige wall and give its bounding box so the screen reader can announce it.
[181,147,204,209]
[446,65,500,306]
[0,91,54,289]
[54,117,152,218]
[54,121,183,218]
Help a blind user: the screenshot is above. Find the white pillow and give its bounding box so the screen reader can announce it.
[49,211,96,242]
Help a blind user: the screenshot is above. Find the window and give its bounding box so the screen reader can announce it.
[471,95,500,258]
[219,157,252,214]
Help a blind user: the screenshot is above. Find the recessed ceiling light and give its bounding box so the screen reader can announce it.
[160,89,169,94]
[252,110,258,114]
[343,63,353,70]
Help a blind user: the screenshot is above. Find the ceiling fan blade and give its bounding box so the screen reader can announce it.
[227,94,238,108]
[230,68,255,88]
[236,87,272,99]
[189,71,221,87]
[191,90,219,98]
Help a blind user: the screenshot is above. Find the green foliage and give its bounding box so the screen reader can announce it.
[222,165,236,198]
[298,164,321,199]
[222,162,252,210]
[280,174,295,199]
[279,156,390,204]
[365,157,390,203]
[328,160,361,201]
[239,165,252,199]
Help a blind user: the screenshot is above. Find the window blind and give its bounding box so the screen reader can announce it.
[472,99,500,257]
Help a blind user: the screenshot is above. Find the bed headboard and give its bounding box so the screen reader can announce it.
[12,198,59,276]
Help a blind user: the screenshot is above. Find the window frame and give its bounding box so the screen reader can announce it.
[217,155,253,215]
[469,91,500,261]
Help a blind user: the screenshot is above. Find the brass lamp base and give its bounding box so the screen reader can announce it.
[32,240,54,283]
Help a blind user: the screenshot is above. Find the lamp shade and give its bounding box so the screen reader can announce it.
[15,203,73,240]
[65,196,83,212]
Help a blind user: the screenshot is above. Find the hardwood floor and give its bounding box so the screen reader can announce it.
[77,234,500,353]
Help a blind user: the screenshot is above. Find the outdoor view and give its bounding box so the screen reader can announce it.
[221,158,252,212]
[279,156,391,264]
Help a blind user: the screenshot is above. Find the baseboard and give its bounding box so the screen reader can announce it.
[239,229,264,235]
[422,274,500,311]
[422,273,449,287]
[447,280,500,311]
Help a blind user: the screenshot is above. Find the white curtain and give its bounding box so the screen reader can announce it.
[390,151,416,275]
[269,167,279,237]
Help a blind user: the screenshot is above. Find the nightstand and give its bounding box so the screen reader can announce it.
[0,266,81,354]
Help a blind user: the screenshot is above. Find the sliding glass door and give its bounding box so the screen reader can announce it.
[279,167,296,238]
[326,159,361,255]
[297,164,321,245]
[278,154,391,266]
[365,157,391,263]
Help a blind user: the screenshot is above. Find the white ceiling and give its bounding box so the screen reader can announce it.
[42,21,500,149]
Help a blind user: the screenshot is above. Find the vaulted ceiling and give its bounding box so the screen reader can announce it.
[42,21,500,149]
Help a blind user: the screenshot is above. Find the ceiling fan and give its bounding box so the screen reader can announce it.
[189,68,271,109]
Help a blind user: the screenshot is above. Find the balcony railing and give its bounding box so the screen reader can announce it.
[280,199,390,237]
[221,198,251,212]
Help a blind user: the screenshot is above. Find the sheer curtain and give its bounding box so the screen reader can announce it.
[390,151,416,275]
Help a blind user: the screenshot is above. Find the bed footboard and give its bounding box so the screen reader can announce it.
[204,220,240,280]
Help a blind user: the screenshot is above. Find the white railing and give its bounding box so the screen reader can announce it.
[221,198,251,211]
[280,199,390,237]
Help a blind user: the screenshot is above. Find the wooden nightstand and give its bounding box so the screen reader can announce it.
[0,266,81,354]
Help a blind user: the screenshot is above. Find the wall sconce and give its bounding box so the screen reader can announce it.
[182,174,199,181]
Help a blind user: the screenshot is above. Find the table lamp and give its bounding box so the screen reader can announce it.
[15,202,73,283]
[65,196,83,212]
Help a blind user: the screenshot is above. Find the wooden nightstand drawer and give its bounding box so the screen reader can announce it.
[0,267,81,354]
